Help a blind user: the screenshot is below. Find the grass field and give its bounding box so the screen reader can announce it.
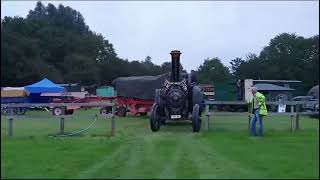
[1,109,319,179]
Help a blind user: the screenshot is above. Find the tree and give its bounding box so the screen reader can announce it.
[160,61,186,73]
[1,2,119,86]
[197,57,231,83]
[258,33,319,89]
[28,1,46,18]
[229,57,245,76]
[144,56,152,63]
[63,53,100,84]
[232,33,319,93]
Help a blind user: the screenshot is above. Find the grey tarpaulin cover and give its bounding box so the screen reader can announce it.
[112,73,170,100]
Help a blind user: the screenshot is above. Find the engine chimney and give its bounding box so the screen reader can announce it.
[170,50,181,82]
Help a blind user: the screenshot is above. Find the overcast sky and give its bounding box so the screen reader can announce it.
[2,1,319,72]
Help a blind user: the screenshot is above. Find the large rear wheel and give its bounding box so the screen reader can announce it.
[150,104,162,132]
[192,104,201,132]
[155,89,162,106]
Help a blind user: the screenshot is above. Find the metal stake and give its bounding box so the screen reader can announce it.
[8,108,14,137]
[60,116,65,135]
[111,105,116,136]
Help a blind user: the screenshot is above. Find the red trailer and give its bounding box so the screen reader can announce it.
[115,97,154,117]
[50,96,112,115]
[51,96,153,117]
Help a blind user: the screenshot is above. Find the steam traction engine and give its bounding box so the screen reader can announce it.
[150,50,204,132]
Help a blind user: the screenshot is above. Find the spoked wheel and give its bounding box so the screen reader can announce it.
[13,108,19,115]
[192,104,201,132]
[53,107,65,116]
[100,107,112,115]
[117,106,127,117]
[161,118,166,125]
[1,107,7,115]
[150,104,162,132]
[18,107,27,115]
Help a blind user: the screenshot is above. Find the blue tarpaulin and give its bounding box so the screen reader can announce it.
[24,78,65,93]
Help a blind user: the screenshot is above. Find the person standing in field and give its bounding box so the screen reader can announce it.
[236,79,242,100]
[248,86,268,136]
[236,79,244,100]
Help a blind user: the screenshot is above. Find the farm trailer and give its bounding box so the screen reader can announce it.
[51,96,153,117]
[1,89,31,115]
[1,97,30,115]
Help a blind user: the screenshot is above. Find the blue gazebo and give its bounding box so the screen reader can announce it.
[24,78,65,103]
[24,78,65,93]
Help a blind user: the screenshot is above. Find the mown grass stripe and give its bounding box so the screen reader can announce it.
[77,142,128,178]
[156,142,180,178]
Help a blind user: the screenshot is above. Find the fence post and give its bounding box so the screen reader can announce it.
[111,104,116,136]
[60,116,65,135]
[8,108,14,137]
[290,105,295,132]
[205,104,209,130]
[295,104,300,131]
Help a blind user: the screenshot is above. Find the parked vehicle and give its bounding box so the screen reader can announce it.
[292,96,318,118]
[199,84,215,100]
[1,88,30,115]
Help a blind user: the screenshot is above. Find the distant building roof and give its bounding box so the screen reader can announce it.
[254,83,294,91]
[252,80,302,83]
[57,83,79,86]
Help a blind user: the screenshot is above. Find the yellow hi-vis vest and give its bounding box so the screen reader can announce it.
[248,92,268,116]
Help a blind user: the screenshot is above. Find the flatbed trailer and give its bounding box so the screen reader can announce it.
[1,97,30,115]
[51,96,153,116]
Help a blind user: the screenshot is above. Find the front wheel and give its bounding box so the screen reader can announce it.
[53,107,65,116]
[150,104,162,132]
[100,107,112,115]
[192,104,201,132]
[117,106,127,117]
[18,107,27,115]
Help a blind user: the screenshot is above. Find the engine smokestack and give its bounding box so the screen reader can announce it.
[170,50,181,82]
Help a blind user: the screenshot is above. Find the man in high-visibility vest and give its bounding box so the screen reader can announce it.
[248,86,267,136]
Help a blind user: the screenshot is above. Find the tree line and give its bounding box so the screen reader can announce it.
[1,2,181,87]
[228,33,319,92]
[1,2,319,94]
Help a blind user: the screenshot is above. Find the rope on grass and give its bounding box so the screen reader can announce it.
[49,114,99,137]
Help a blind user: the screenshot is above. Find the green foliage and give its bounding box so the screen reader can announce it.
[213,80,237,101]
[160,61,186,74]
[234,33,319,93]
[235,53,264,80]
[197,57,232,84]
[229,57,244,76]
